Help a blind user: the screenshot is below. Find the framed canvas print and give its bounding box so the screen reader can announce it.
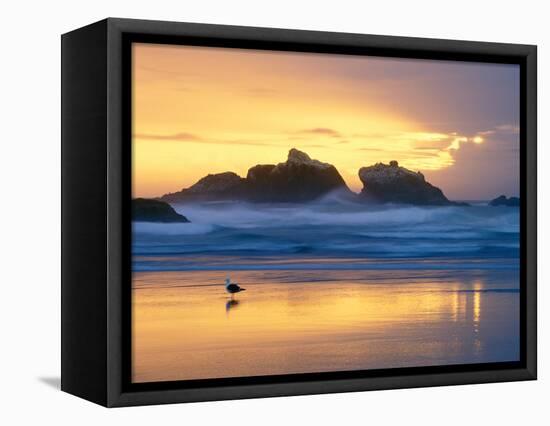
[61,18,537,407]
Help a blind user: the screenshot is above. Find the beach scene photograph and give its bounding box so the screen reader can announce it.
[131,43,520,383]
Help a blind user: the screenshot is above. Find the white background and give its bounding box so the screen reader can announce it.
[0,0,546,424]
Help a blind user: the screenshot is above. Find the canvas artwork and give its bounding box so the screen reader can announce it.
[131,43,520,384]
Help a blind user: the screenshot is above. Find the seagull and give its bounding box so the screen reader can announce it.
[225,275,245,298]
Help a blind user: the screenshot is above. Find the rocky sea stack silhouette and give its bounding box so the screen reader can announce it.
[358,160,458,206]
[160,150,463,206]
[132,198,190,222]
[161,148,351,203]
[246,148,350,202]
[489,195,520,207]
[162,172,248,202]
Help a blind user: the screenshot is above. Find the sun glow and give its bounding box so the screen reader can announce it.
[473,136,484,144]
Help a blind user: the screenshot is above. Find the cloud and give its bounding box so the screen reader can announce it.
[495,124,520,133]
[134,131,281,147]
[296,128,342,138]
[357,147,386,152]
[137,128,358,148]
[396,130,493,158]
[134,132,202,142]
[424,126,519,200]
[352,128,494,172]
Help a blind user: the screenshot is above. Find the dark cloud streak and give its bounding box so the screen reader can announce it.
[296,128,342,138]
[135,132,202,142]
[134,132,279,147]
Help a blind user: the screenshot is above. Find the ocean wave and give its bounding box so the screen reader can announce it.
[133,201,519,260]
[169,201,518,230]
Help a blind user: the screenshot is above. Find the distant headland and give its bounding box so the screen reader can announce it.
[132,198,190,223]
[489,195,520,207]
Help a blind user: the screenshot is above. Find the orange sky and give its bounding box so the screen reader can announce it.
[132,43,519,200]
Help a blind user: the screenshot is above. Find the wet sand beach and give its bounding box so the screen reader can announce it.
[132,268,519,383]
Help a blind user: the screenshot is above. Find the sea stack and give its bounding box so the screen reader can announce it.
[489,195,520,207]
[358,161,454,205]
[161,172,247,203]
[246,148,350,202]
[160,148,351,203]
[132,198,190,222]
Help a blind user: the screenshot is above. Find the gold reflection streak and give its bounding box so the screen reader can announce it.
[449,282,460,322]
[473,292,481,328]
[473,280,482,329]
[472,280,482,355]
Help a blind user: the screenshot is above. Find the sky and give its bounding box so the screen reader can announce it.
[132,43,520,200]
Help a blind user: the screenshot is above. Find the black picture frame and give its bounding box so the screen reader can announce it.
[61,17,537,407]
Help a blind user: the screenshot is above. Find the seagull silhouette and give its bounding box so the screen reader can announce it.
[225,275,246,299]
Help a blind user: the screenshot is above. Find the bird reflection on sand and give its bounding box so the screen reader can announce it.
[225,299,241,315]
